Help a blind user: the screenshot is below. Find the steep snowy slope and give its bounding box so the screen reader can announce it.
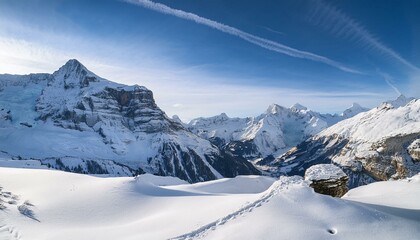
[0,167,418,240]
[0,59,259,182]
[272,96,420,187]
[187,102,367,160]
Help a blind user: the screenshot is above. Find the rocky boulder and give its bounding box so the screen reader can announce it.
[305,164,349,197]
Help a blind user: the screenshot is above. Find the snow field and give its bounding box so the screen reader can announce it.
[0,168,419,240]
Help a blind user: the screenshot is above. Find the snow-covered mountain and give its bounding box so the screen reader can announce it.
[341,102,369,118]
[0,59,259,182]
[187,102,368,160]
[270,95,420,187]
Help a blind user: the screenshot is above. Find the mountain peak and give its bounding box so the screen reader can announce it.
[341,102,368,118]
[266,104,285,114]
[172,115,183,124]
[213,113,229,121]
[384,94,414,108]
[60,59,86,72]
[219,112,229,118]
[394,94,408,102]
[350,102,361,108]
[290,103,307,112]
[50,59,105,89]
[66,59,83,66]
[54,59,89,77]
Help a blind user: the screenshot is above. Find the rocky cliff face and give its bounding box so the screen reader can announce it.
[269,98,420,188]
[0,59,259,182]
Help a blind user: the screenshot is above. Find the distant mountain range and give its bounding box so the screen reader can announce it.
[186,102,368,161]
[0,59,418,187]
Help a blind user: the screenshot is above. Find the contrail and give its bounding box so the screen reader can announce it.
[124,0,361,74]
[309,0,420,72]
[261,26,284,35]
[377,70,402,96]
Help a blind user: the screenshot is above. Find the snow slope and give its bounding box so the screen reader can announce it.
[0,167,419,240]
[0,167,271,240]
[187,103,368,160]
[343,174,420,209]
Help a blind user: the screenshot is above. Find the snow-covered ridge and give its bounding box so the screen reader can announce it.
[187,102,368,159]
[383,94,415,108]
[273,96,420,188]
[318,97,419,141]
[0,59,259,182]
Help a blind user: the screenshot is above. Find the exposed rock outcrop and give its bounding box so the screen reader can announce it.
[305,164,349,197]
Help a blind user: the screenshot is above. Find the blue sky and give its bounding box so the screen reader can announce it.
[0,0,419,120]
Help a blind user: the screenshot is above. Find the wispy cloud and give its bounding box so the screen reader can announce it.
[376,70,401,96]
[124,0,360,74]
[0,33,388,121]
[0,1,397,121]
[0,36,125,76]
[308,0,420,72]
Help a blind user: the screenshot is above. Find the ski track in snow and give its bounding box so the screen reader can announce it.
[0,187,27,240]
[0,222,21,240]
[170,177,303,240]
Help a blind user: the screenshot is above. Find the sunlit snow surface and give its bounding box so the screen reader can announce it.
[304,164,347,181]
[0,166,419,240]
[319,98,419,142]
